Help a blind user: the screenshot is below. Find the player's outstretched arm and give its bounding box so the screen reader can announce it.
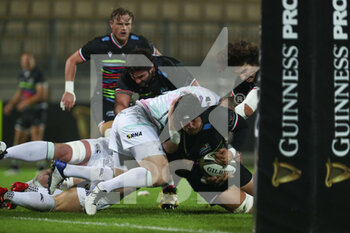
[60,50,84,111]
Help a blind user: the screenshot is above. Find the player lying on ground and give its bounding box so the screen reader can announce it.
[0,179,124,212]
[164,95,254,213]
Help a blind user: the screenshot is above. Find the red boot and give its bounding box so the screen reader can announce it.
[10,182,29,192]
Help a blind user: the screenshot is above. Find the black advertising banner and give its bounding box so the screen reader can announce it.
[256,0,312,232]
[256,0,350,232]
[314,0,350,232]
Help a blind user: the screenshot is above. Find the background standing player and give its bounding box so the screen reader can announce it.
[59,7,161,137]
[3,53,48,173]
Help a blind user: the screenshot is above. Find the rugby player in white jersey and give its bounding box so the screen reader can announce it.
[49,86,220,215]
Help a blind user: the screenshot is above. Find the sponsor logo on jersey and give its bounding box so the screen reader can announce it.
[102,36,110,41]
[131,35,139,40]
[106,111,115,117]
[127,131,143,139]
[200,143,211,155]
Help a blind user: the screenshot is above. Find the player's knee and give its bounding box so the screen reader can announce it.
[63,141,87,164]
[52,143,71,162]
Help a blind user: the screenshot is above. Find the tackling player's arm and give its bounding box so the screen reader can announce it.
[114,92,132,114]
[162,97,181,154]
[60,50,85,111]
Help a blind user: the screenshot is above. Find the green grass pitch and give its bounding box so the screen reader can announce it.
[0,168,253,233]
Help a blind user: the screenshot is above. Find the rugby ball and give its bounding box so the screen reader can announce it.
[199,152,237,177]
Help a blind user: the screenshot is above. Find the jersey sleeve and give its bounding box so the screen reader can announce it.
[33,68,46,85]
[79,37,100,62]
[136,35,161,56]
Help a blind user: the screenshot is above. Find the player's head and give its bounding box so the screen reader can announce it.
[217,40,259,82]
[173,94,206,135]
[126,48,155,87]
[20,53,35,71]
[109,8,134,45]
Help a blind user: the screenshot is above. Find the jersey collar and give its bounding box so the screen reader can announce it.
[110,33,127,49]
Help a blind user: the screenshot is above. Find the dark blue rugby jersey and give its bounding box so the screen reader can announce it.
[115,56,196,100]
[79,33,156,61]
[78,33,157,103]
[168,106,248,162]
[18,67,47,109]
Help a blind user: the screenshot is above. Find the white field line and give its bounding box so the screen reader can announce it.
[10,217,230,233]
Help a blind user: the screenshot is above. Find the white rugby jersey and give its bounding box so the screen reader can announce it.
[137,86,221,131]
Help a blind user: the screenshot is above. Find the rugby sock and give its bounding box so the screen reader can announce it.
[161,179,176,194]
[4,141,51,161]
[99,167,152,193]
[4,191,56,211]
[63,164,113,181]
[24,185,63,196]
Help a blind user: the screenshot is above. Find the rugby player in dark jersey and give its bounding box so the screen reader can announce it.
[115,48,197,114]
[60,8,161,137]
[217,40,259,119]
[163,95,254,213]
[3,53,48,173]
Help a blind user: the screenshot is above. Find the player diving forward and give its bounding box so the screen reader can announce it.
[164,95,254,213]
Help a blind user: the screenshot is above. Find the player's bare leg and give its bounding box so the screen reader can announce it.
[55,187,82,212]
[215,186,253,213]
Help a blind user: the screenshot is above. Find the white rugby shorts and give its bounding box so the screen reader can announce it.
[109,105,165,163]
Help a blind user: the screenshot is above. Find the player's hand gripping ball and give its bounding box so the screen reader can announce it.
[199,152,237,177]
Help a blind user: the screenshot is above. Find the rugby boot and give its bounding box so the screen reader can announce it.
[48,160,67,195]
[0,141,7,160]
[10,182,29,192]
[84,183,106,215]
[0,187,8,208]
[159,186,179,210]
